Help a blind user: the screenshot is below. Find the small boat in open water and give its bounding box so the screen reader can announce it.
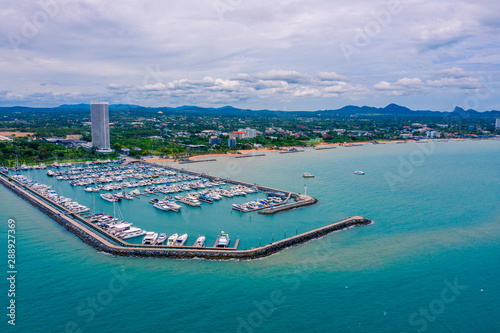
[354,170,365,175]
[302,173,315,178]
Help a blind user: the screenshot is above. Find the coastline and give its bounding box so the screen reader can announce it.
[145,138,473,162]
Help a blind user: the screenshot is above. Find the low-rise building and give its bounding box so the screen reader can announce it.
[43,137,85,147]
[426,131,439,138]
[186,145,205,150]
[229,131,246,140]
[239,128,257,139]
[209,136,222,145]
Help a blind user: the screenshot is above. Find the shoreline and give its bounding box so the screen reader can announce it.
[145,138,479,162]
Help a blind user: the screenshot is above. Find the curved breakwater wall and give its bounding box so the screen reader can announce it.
[0,173,371,260]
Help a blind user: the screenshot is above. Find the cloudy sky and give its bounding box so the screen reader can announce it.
[1,0,499,110]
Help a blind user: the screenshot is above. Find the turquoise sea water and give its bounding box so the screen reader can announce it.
[1,140,499,332]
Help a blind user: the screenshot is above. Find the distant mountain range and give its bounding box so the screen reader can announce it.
[1,103,499,118]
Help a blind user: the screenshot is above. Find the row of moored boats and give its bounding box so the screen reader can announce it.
[11,174,90,214]
[87,213,230,247]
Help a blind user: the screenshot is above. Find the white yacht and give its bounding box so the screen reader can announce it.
[184,196,201,206]
[193,236,206,247]
[153,201,170,211]
[157,233,167,245]
[216,231,230,248]
[100,193,121,202]
[72,206,90,214]
[167,233,178,246]
[165,200,182,212]
[120,227,147,239]
[354,170,365,175]
[109,222,133,233]
[142,232,158,245]
[175,234,188,246]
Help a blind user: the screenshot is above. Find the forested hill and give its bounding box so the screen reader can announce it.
[0,103,499,119]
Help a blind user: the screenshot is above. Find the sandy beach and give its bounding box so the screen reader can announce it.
[144,138,464,163]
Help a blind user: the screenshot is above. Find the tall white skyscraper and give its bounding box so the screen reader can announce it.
[496,118,500,129]
[91,101,110,150]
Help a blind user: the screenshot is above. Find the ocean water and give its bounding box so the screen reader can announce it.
[1,140,499,332]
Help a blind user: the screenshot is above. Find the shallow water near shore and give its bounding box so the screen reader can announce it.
[1,140,499,332]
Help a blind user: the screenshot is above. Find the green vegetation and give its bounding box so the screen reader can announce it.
[0,140,118,166]
[0,104,497,165]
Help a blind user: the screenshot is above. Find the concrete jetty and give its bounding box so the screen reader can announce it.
[259,195,318,215]
[0,171,371,260]
[235,154,266,158]
[179,159,216,164]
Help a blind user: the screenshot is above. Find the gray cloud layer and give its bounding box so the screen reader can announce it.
[1,0,499,110]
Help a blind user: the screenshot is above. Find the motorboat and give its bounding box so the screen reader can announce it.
[165,200,182,212]
[183,196,201,206]
[354,170,365,175]
[100,193,121,202]
[142,232,158,245]
[120,227,147,239]
[175,234,188,246]
[166,233,178,246]
[216,231,230,248]
[198,194,213,203]
[193,236,205,247]
[154,201,170,211]
[157,233,167,245]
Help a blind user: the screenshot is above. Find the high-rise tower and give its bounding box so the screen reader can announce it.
[90,101,110,150]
